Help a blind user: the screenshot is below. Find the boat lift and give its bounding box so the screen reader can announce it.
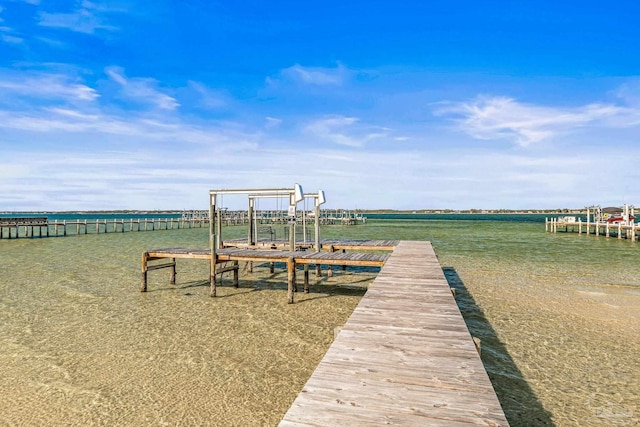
[208,185,327,292]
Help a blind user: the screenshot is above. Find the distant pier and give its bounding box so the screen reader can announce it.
[0,209,367,240]
[546,204,639,242]
[0,216,208,239]
[546,217,639,242]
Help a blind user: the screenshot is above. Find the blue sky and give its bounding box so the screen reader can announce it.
[1,1,639,211]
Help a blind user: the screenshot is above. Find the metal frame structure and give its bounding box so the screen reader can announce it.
[208,185,306,295]
[248,191,326,244]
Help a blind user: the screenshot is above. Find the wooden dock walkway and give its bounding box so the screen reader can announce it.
[279,241,509,426]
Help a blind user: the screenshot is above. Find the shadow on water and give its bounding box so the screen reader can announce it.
[443,266,555,427]
[147,266,369,300]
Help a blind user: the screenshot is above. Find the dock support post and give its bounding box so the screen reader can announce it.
[289,223,295,251]
[304,264,310,293]
[233,261,239,287]
[170,258,176,284]
[210,262,217,296]
[248,197,255,245]
[209,194,218,297]
[578,218,582,234]
[618,223,622,239]
[327,245,334,277]
[270,262,274,273]
[140,252,148,292]
[287,257,296,304]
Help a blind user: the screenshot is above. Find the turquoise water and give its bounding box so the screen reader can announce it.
[367,212,561,222]
[1,218,638,426]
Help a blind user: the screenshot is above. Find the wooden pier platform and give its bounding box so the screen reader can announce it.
[141,243,391,303]
[223,238,399,251]
[279,241,508,426]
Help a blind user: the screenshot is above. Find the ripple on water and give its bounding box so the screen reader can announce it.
[1,221,639,426]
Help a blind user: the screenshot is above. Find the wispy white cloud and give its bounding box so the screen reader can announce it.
[615,78,640,107]
[434,96,637,147]
[267,64,351,88]
[265,117,282,128]
[305,115,361,147]
[38,1,122,34]
[187,81,228,109]
[1,33,23,44]
[0,11,25,45]
[106,66,179,110]
[0,107,254,147]
[304,115,391,148]
[0,71,99,102]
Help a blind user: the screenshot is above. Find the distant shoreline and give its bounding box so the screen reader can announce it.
[1,209,584,215]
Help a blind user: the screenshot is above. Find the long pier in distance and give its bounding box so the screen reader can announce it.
[546,204,639,242]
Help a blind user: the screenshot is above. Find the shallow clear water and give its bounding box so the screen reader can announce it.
[1,219,639,426]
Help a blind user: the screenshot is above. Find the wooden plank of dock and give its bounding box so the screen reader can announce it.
[322,239,399,251]
[279,241,509,426]
[223,239,399,251]
[216,248,390,267]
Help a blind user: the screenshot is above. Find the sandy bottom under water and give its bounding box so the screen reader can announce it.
[0,247,372,426]
[1,225,639,426]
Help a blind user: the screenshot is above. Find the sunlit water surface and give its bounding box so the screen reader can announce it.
[1,219,638,426]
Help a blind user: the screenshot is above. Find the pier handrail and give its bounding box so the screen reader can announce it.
[0,217,48,226]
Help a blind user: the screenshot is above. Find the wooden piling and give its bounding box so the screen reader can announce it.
[233,261,239,287]
[287,257,296,304]
[140,252,148,292]
[327,245,334,277]
[170,258,176,284]
[303,264,310,293]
